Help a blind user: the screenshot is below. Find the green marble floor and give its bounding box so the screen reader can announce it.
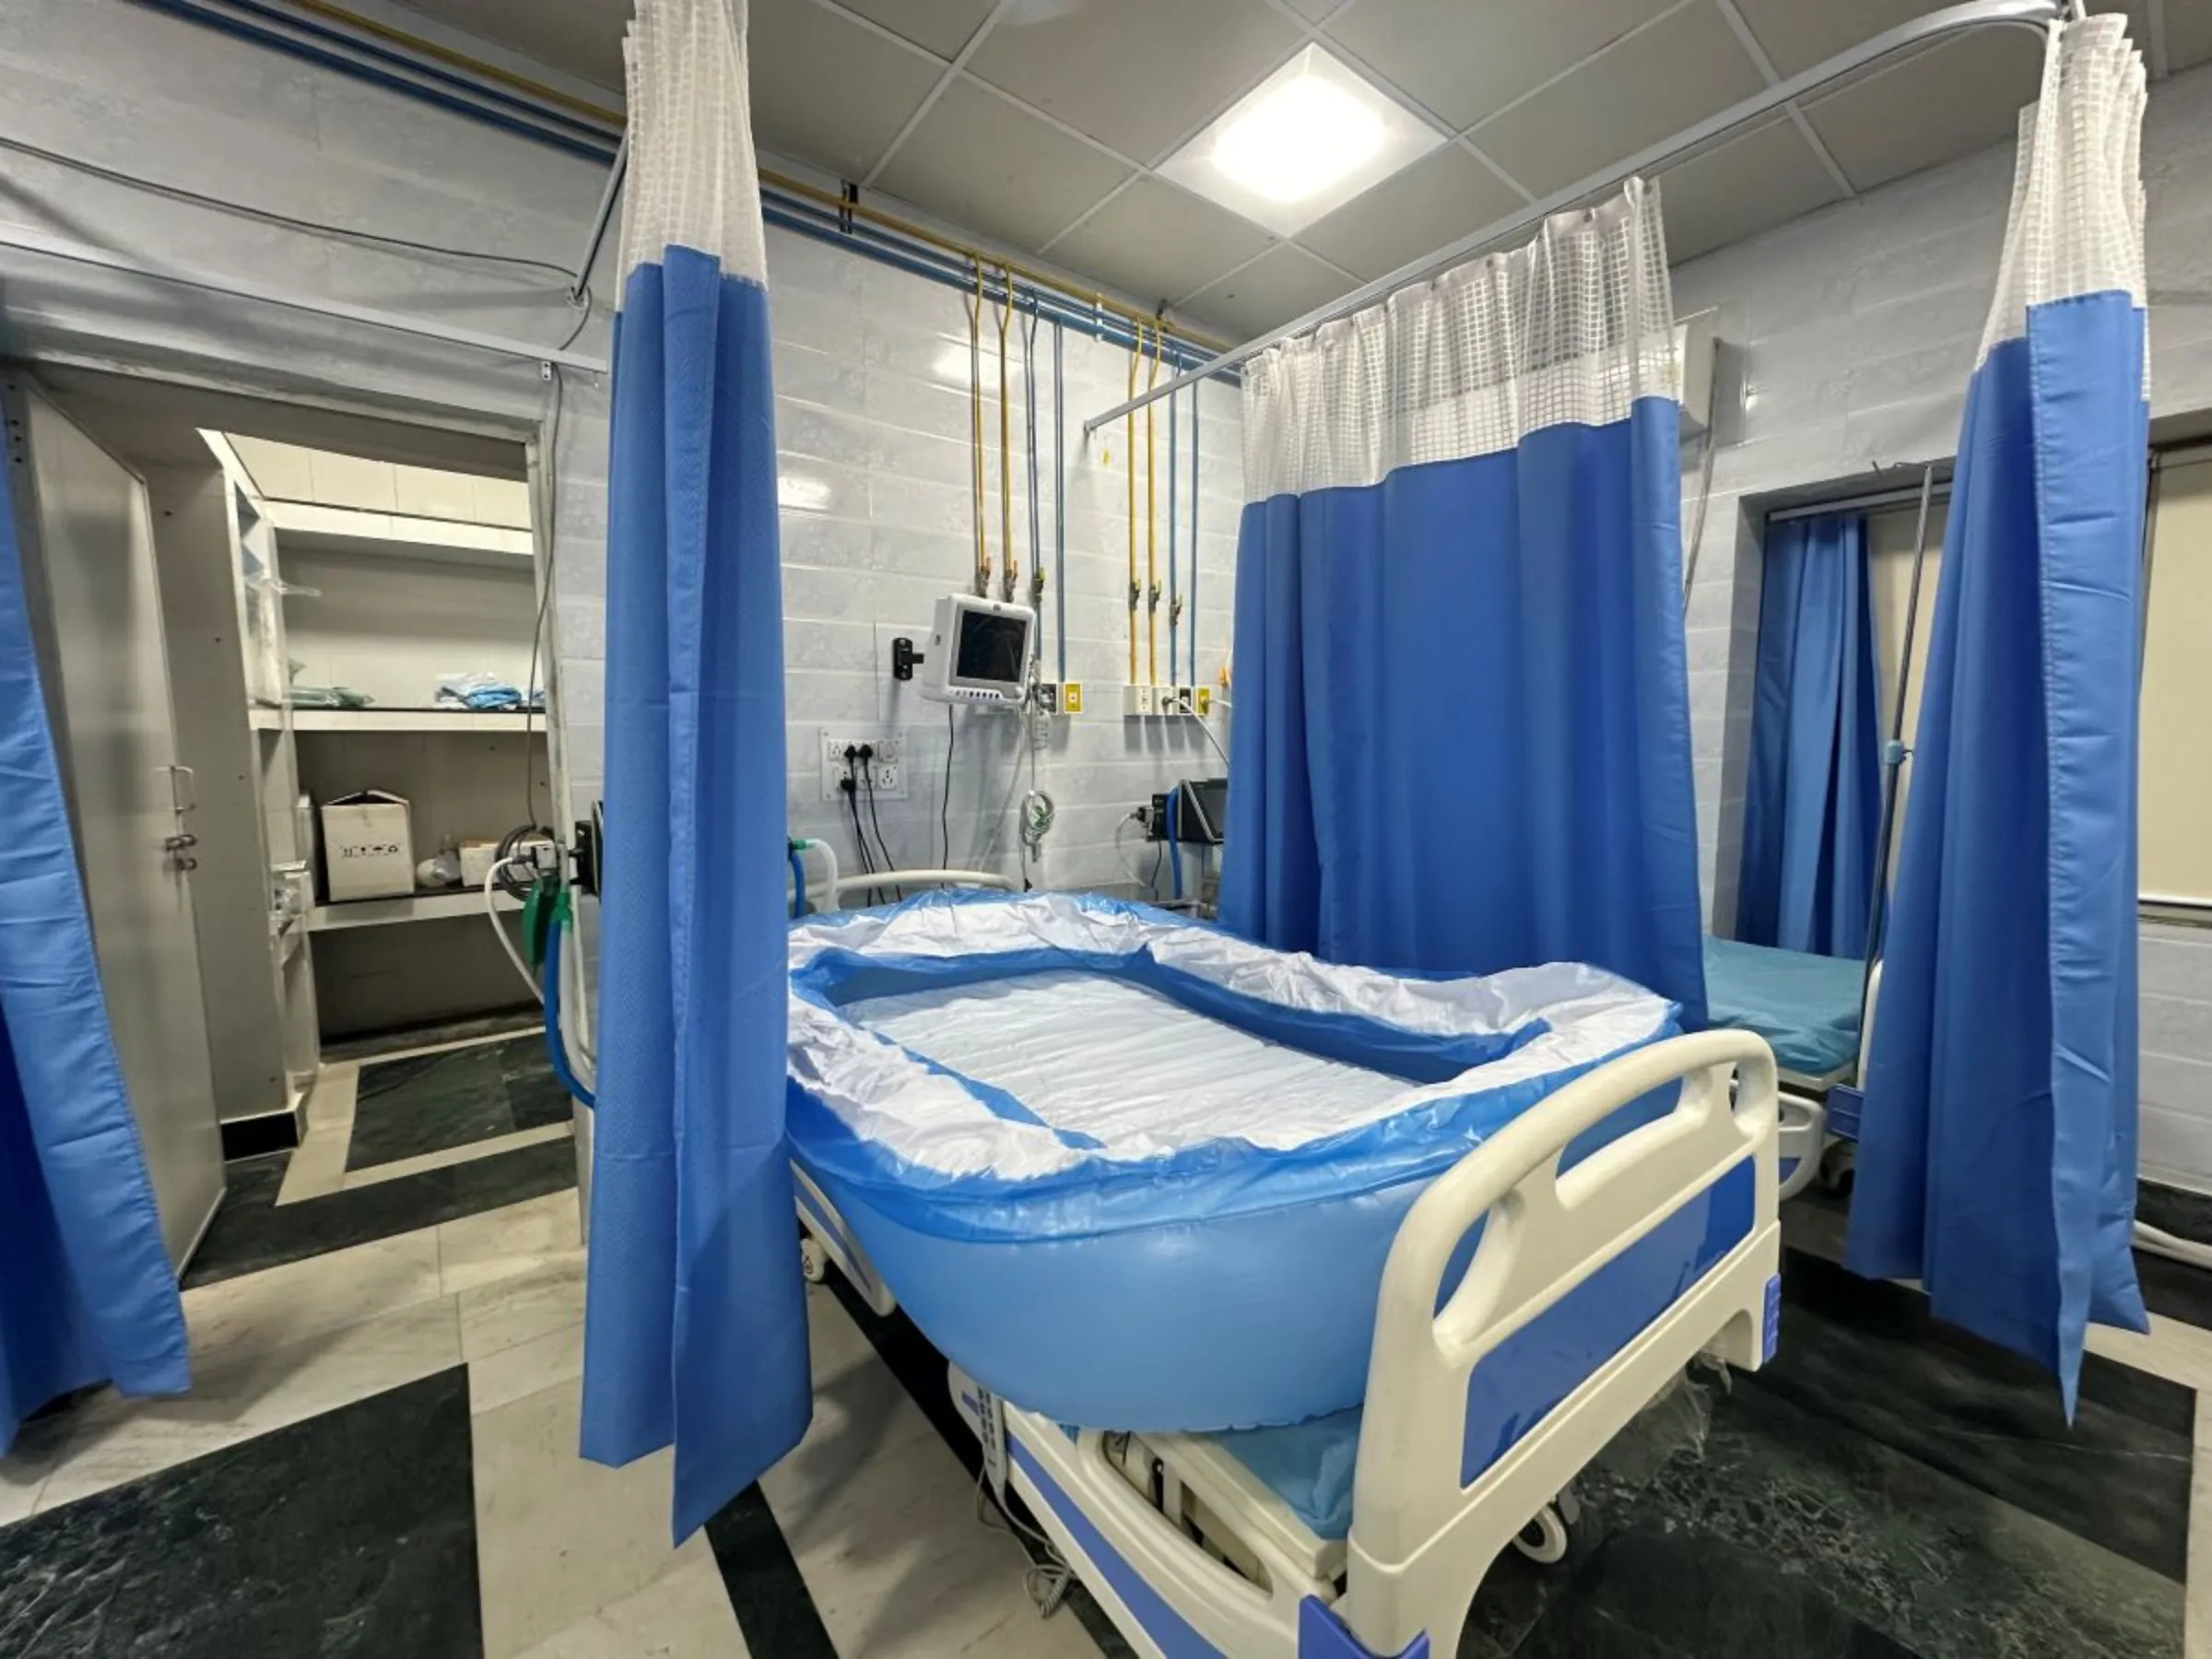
[345,1037,572,1171]
[1462,1249,2191,1658]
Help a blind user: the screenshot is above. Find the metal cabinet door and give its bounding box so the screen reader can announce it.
[7,380,226,1272]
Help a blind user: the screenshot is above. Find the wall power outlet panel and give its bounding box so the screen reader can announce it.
[818,730,907,802]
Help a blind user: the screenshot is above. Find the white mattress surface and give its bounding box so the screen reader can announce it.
[847,971,1409,1157]
[787,895,1676,1180]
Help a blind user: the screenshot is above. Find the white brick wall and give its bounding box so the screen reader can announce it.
[1670,59,2212,1183]
[6,0,2202,1172]
[0,0,1237,911]
[544,224,1242,900]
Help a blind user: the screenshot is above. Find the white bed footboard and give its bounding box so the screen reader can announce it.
[1340,1030,1781,1658]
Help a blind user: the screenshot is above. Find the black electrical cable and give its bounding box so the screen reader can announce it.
[0,129,582,285]
[523,365,561,822]
[941,704,957,868]
[861,765,904,900]
[495,823,555,901]
[843,755,882,905]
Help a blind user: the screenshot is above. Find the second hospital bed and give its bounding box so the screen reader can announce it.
[784,891,1783,1656]
[1700,934,1875,1196]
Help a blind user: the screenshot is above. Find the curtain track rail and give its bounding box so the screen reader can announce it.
[1077,0,2066,432]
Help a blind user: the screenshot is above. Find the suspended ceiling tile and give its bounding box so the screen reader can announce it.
[1471,4,1766,199]
[876,78,1135,252]
[1181,243,1354,340]
[963,0,1300,162]
[1726,0,1961,77]
[1050,181,1276,311]
[1805,28,2044,194]
[1296,146,1526,282]
[834,0,997,60]
[1324,0,1677,132]
[1656,116,1845,265]
[748,0,943,181]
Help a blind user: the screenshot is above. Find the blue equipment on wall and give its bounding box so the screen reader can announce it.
[1735,510,1882,959]
[0,407,189,1452]
[1219,180,1707,1028]
[1848,16,2150,1410]
[579,0,809,1539]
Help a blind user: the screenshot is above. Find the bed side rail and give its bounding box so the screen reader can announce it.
[1343,1030,1779,1655]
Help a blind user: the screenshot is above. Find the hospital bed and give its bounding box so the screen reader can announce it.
[787,888,1783,1656]
[1700,935,1877,1198]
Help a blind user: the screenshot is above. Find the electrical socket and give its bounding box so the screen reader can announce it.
[818,728,908,802]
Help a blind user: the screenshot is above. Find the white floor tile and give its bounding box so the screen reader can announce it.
[277,1063,359,1206]
[470,1322,585,1418]
[182,1227,443,1362]
[511,1551,749,1659]
[471,1374,698,1659]
[0,1442,54,1525]
[30,1297,461,1514]
[461,1255,586,1361]
[2189,1394,2212,1659]
[440,1191,584,1298]
[347,1123,573,1191]
[763,1293,1097,1659]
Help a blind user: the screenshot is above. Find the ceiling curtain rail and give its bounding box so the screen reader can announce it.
[1080,0,2069,432]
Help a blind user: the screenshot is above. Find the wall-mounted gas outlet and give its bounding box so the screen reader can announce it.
[818,729,908,802]
[1124,684,1210,720]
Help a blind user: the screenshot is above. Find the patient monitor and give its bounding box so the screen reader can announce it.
[912,594,1034,706]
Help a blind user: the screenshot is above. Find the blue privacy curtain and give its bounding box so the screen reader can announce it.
[1850,16,2149,1408]
[1221,180,1707,1025]
[581,0,809,1538]
[1735,512,1880,957]
[0,421,189,1450]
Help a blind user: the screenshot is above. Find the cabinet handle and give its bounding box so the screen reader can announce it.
[159,763,198,813]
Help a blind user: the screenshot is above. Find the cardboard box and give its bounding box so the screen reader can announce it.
[321,790,415,901]
[458,839,500,888]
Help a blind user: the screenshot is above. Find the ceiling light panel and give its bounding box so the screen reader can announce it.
[1157,44,1445,238]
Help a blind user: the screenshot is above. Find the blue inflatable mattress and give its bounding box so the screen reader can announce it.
[786,891,1678,1432]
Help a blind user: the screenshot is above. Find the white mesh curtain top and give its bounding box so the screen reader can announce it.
[1976,15,2148,374]
[1241,179,1678,502]
[617,0,768,288]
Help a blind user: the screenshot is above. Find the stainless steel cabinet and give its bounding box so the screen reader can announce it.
[6,379,225,1272]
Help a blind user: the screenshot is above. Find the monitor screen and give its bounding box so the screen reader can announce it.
[1181,777,1228,845]
[955,609,1029,686]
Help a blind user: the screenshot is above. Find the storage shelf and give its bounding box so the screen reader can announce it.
[264,499,534,569]
[248,705,287,731]
[289,708,546,735]
[308,888,522,932]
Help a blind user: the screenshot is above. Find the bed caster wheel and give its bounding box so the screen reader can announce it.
[799,1235,828,1284]
[1512,1501,1571,1566]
